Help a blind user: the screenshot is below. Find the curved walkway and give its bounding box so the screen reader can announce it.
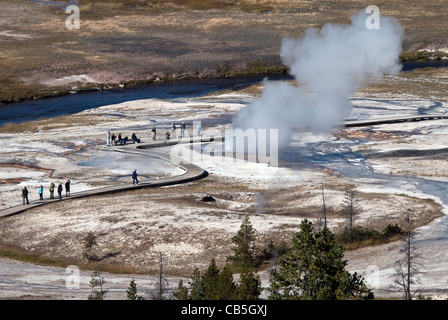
[0,135,220,219]
[1,113,446,219]
[344,114,448,127]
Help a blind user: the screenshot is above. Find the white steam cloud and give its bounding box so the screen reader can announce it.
[233,10,403,149]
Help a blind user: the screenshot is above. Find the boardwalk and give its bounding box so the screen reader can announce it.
[0,135,219,219]
[1,113,446,218]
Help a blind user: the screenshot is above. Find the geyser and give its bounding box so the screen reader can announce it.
[232,9,404,150]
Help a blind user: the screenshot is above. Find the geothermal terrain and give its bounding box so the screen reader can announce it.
[1,67,448,299]
[1,0,448,301]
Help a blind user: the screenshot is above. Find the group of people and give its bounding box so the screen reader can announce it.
[21,179,71,205]
[107,132,141,146]
[105,121,202,146]
[157,122,196,140]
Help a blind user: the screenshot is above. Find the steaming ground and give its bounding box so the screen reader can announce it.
[1,76,448,299]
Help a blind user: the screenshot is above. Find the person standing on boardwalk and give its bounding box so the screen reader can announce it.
[196,123,201,137]
[151,126,157,140]
[38,185,43,201]
[132,170,139,185]
[181,122,186,138]
[22,187,29,205]
[65,179,71,196]
[57,183,63,200]
[49,182,55,199]
[107,131,111,147]
[171,122,176,138]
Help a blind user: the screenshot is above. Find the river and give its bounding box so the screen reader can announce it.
[2,60,448,127]
[0,74,291,127]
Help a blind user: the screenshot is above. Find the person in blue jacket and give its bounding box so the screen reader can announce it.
[38,185,43,201]
[132,170,139,185]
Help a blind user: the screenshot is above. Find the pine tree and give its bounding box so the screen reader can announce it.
[173,279,190,300]
[189,268,207,300]
[127,278,144,300]
[217,265,237,300]
[269,219,373,300]
[202,259,220,300]
[227,215,257,268]
[236,268,262,300]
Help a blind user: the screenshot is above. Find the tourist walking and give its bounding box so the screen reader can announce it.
[65,179,71,196]
[57,183,63,200]
[107,131,110,146]
[49,182,55,199]
[196,123,201,137]
[132,170,139,185]
[22,186,29,205]
[38,185,43,201]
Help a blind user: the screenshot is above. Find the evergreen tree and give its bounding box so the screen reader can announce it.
[189,268,207,300]
[269,219,373,300]
[127,278,144,300]
[236,268,262,300]
[217,265,237,300]
[202,259,220,300]
[173,279,190,300]
[227,215,257,268]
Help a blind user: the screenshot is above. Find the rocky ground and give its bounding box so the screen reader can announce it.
[1,71,448,299]
[2,0,448,300]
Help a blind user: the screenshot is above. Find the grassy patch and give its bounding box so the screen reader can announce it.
[400,50,448,62]
[0,76,69,103]
[0,114,106,134]
[336,224,405,250]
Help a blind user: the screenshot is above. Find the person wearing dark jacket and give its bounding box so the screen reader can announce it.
[132,170,139,185]
[131,133,140,143]
[57,183,63,200]
[65,179,71,196]
[22,187,29,205]
[151,126,157,140]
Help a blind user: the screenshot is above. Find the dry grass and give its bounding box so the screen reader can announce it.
[2,0,448,102]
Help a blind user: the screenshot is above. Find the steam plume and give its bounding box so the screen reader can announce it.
[232,10,403,149]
